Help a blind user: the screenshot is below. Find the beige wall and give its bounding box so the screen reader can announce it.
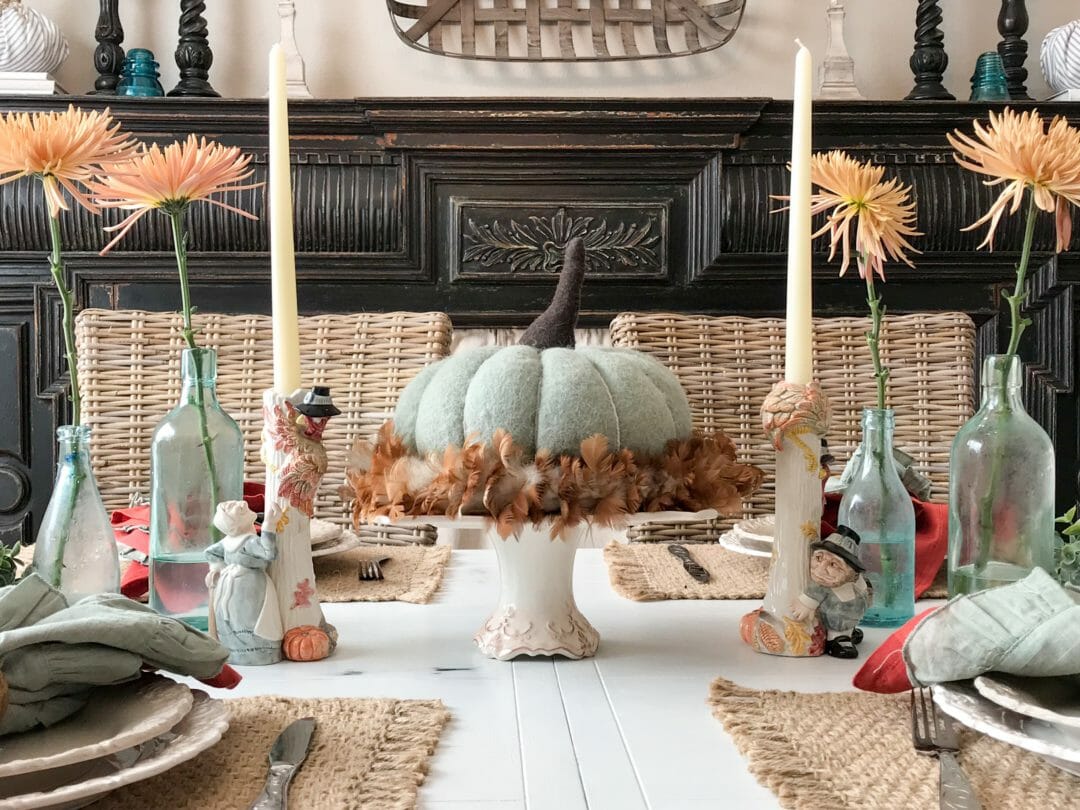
[27,1,1079,101]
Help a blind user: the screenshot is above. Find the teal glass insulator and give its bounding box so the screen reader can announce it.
[117,48,165,97]
[970,51,1010,101]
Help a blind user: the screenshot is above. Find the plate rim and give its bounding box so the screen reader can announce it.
[934,680,1080,763]
[719,530,772,558]
[973,672,1080,731]
[0,692,229,810]
[311,529,364,558]
[0,676,194,779]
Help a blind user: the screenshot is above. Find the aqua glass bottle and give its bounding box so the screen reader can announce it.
[149,348,243,630]
[837,408,916,626]
[33,425,120,602]
[948,355,1055,595]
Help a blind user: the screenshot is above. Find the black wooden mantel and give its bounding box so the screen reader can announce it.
[1,95,1078,545]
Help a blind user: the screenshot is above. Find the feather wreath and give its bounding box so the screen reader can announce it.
[341,422,764,539]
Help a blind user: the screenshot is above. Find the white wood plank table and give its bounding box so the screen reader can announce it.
[211,549,907,810]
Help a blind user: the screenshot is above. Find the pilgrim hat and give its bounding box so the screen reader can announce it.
[295,386,340,418]
[810,525,865,572]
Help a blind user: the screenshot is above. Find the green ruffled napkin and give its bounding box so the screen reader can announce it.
[0,574,229,735]
[904,567,1080,686]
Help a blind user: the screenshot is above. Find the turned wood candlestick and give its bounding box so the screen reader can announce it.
[906,0,954,101]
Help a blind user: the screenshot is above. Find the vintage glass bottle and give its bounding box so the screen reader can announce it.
[33,425,120,601]
[948,355,1055,595]
[838,408,916,626]
[149,348,243,629]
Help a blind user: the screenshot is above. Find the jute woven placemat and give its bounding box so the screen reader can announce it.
[315,544,452,604]
[604,541,948,601]
[708,678,1075,810]
[97,695,450,810]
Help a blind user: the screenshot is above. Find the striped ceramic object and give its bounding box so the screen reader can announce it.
[0,0,68,74]
[1042,19,1080,94]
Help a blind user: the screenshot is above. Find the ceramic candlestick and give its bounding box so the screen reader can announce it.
[741,380,830,657]
[262,387,338,661]
[275,0,312,98]
[819,0,864,99]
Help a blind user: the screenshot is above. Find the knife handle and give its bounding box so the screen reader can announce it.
[250,763,298,810]
[939,752,982,810]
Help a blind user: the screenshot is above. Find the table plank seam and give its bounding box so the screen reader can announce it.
[591,659,653,810]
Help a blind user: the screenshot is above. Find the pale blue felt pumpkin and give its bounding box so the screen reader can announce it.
[393,239,693,458]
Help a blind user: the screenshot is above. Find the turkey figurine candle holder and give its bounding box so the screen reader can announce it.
[343,238,763,661]
[262,385,340,662]
[740,380,831,657]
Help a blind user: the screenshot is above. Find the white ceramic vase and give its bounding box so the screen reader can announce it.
[1042,19,1080,94]
[0,0,68,74]
[474,520,600,661]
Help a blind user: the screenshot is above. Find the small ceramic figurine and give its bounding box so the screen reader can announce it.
[790,526,870,659]
[205,500,284,665]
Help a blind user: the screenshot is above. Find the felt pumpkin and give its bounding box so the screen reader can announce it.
[394,239,693,457]
[282,624,331,661]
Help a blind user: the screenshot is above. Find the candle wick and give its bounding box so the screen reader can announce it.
[794,38,805,50]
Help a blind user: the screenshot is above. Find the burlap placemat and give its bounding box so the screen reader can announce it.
[97,695,450,810]
[708,678,1074,810]
[315,544,452,604]
[604,541,948,601]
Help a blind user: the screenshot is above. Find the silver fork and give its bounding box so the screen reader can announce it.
[911,687,983,810]
[358,557,389,581]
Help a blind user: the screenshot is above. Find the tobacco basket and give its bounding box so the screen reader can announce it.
[386,0,746,62]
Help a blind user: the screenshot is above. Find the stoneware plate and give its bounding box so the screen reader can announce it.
[375,508,721,531]
[974,673,1080,730]
[732,515,775,545]
[0,692,229,809]
[309,517,342,547]
[0,676,194,778]
[718,530,771,558]
[311,528,363,558]
[934,680,1080,763]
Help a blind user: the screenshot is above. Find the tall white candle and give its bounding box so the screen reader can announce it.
[785,40,814,385]
[268,43,301,395]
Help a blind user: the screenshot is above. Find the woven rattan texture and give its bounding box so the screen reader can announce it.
[75,309,453,524]
[97,695,449,810]
[316,543,452,603]
[611,312,976,527]
[708,677,1076,810]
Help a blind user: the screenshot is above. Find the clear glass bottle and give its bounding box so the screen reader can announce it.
[33,425,120,602]
[838,408,916,626]
[948,354,1055,595]
[149,348,243,630]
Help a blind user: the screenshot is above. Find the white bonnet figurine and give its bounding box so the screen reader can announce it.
[213,501,257,548]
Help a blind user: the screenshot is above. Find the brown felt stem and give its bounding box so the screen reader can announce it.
[519,237,587,350]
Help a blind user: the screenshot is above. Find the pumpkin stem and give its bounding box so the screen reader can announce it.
[519,237,586,350]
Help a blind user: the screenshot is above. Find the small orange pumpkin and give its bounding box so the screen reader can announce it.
[282,625,332,662]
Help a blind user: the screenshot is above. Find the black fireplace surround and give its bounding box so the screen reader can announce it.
[0,96,1077,545]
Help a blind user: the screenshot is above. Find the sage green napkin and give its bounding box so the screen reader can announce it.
[904,567,1080,686]
[0,574,229,735]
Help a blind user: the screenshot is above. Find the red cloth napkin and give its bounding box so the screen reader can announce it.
[852,607,939,693]
[821,492,948,599]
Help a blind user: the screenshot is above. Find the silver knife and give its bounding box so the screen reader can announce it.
[249,717,316,810]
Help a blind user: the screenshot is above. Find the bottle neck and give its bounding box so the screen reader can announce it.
[179,348,219,406]
[57,425,92,473]
[857,408,895,470]
[980,354,1024,411]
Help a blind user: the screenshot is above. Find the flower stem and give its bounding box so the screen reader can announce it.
[46,211,80,426]
[863,268,888,412]
[168,210,220,511]
[1004,190,1039,358]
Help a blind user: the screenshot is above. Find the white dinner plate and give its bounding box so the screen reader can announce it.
[311,529,363,558]
[309,518,343,547]
[0,676,193,779]
[718,530,771,558]
[974,673,1080,731]
[732,515,775,545]
[934,680,1080,764]
[0,691,229,809]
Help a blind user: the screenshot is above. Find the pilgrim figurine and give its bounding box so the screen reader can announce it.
[205,500,284,665]
[789,526,870,659]
[295,385,340,438]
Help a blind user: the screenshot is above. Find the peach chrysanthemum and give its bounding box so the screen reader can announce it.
[0,105,136,217]
[948,108,1080,252]
[92,134,261,254]
[806,150,921,281]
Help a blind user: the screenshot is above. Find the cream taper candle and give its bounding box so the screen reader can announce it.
[269,43,301,395]
[785,39,814,385]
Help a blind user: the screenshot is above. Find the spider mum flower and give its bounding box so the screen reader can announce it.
[805,151,921,281]
[92,134,261,254]
[948,108,1080,252]
[0,105,137,217]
